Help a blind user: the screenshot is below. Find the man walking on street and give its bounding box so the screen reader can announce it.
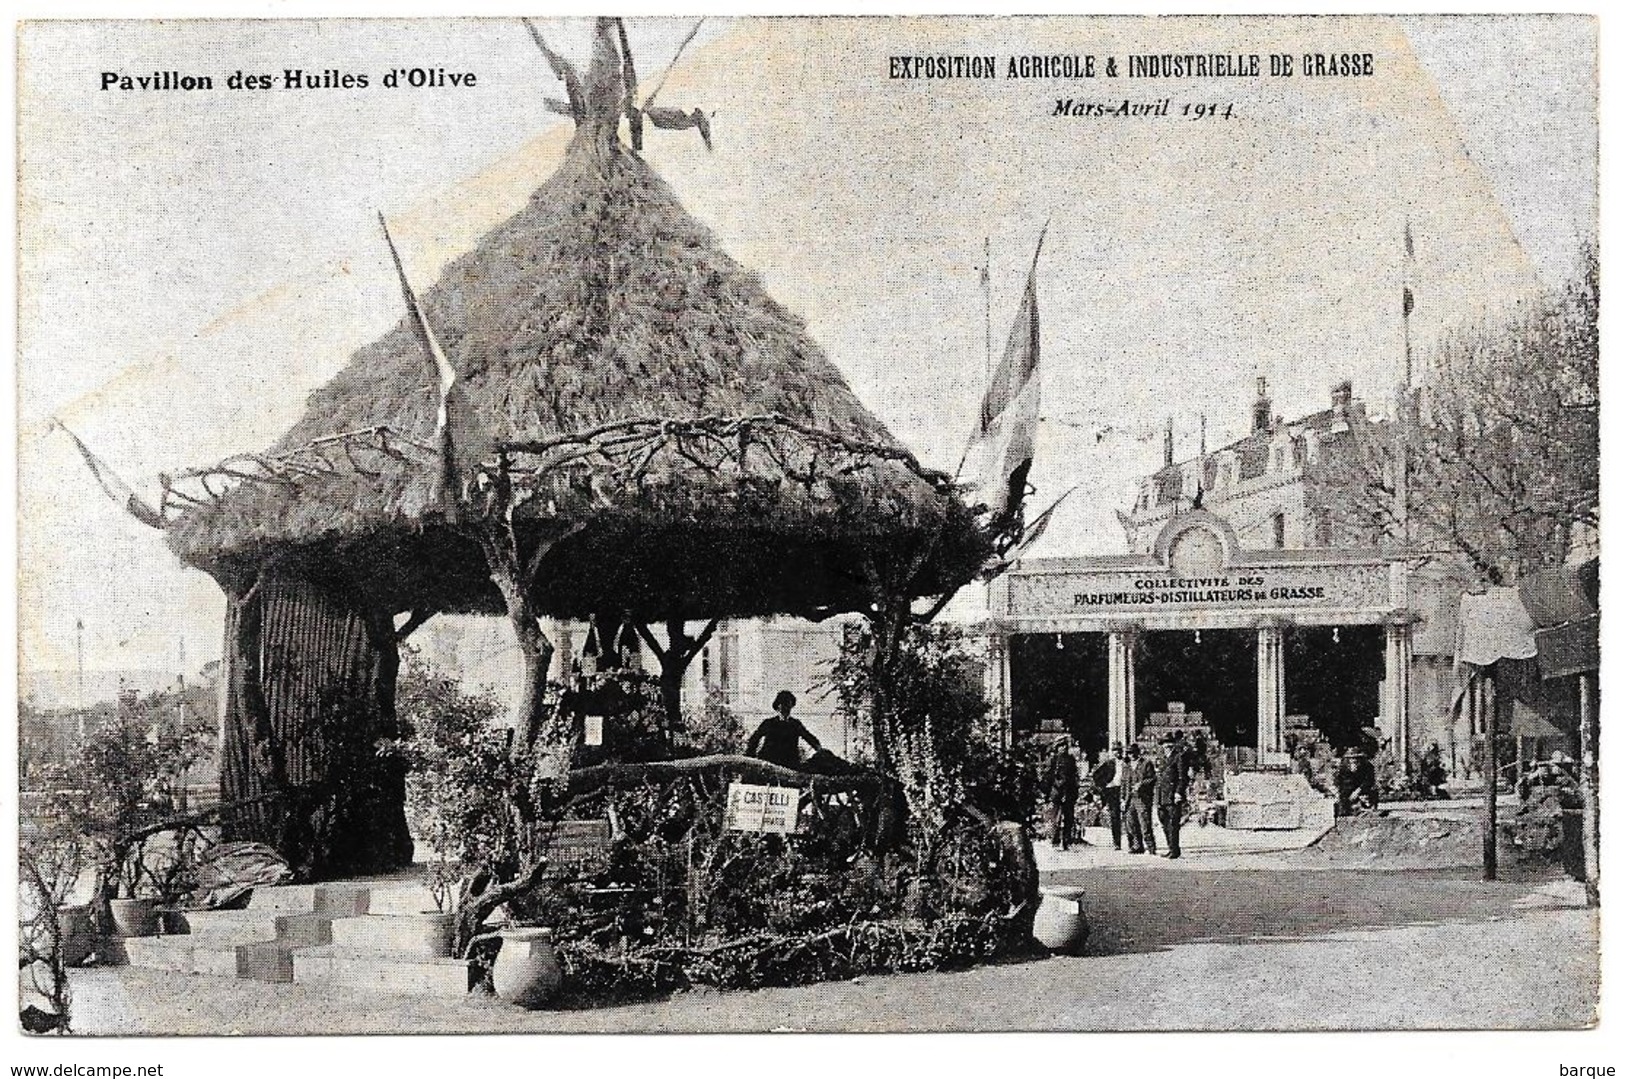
[1124,742,1158,855]
[1156,730,1191,858]
[1092,741,1125,850]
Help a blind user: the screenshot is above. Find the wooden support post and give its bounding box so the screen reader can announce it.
[1482,665,1498,881]
[1580,670,1600,905]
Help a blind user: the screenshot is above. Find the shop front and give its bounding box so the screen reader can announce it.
[985,509,1415,765]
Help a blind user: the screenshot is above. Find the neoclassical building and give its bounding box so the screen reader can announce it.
[985,378,1466,771]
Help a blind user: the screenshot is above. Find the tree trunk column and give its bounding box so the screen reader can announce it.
[1580,670,1600,904]
[1384,620,1414,773]
[1256,622,1285,757]
[219,579,271,845]
[215,566,413,879]
[1107,626,1138,748]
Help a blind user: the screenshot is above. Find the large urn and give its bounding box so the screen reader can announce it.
[108,897,160,938]
[1031,886,1090,954]
[57,904,95,965]
[492,927,563,1008]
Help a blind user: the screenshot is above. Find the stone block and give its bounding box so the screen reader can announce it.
[329,914,456,958]
[247,885,319,914]
[235,941,296,983]
[166,909,280,946]
[291,946,470,997]
[313,884,372,917]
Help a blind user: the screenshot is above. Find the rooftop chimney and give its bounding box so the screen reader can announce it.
[1162,416,1175,467]
[1252,377,1272,435]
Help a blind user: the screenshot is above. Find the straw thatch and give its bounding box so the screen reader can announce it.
[165,80,987,622]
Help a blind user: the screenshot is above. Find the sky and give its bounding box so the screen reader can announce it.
[15,15,1597,692]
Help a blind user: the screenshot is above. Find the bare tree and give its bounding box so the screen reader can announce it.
[1337,246,1598,585]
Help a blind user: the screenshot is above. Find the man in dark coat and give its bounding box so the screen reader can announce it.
[1123,743,1158,855]
[745,690,821,771]
[1091,742,1125,850]
[1155,731,1191,858]
[1044,737,1081,849]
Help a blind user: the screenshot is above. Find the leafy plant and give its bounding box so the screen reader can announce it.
[677,687,745,756]
[39,690,216,917]
[831,621,1031,837]
[19,807,87,1034]
[395,650,536,920]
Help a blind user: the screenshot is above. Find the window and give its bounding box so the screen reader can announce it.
[1271,512,1286,549]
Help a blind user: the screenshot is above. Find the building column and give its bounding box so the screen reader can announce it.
[1107,626,1138,748]
[982,630,1012,747]
[1256,622,1285,756]
[1384,620,1414,773]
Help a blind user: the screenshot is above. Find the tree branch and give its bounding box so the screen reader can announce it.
[394,609,434,642]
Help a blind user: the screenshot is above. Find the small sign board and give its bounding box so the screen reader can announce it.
[724,782,800,834]
[542,819,614,879]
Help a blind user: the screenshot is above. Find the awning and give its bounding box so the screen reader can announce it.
[1511,697,1567,739]
[1519,564,1596,627]
[1535,613,1599,679]
[1522,561,1599,679]
[1457,562,1599,677]
[1456,587,1537,667]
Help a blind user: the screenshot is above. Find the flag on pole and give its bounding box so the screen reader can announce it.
[53,421,163,529]
[1007,482,1080,561]
[379,214,490,517]
[964,225,1046,520]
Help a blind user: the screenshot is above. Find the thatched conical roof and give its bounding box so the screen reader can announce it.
[166,23,987,620]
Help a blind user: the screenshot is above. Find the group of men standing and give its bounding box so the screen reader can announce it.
[1044,731,1195,858]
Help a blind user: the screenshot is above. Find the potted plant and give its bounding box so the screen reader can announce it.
[66,690,213,937]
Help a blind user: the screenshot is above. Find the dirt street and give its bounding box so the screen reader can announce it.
[66,863,1597,1034]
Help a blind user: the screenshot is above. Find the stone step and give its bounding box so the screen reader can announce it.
[291,946,469,997]
[364,882,442,916]
[246,884,318,914]
[329,914,456,958]
[124,933,300,983]
[165,909,281,945]
[246,883,371,916]
[167,908,337,948]
[122,935,243,979]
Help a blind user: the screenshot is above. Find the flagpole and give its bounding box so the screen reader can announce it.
[1403,216,1414,391]
[177,636,189,812]
[983,235,992,383]
[1394,215,1413,775]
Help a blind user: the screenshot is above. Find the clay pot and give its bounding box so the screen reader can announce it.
[492,928,562,1009]
[1032,886,1089,954]
[108,898,160,938]
[56,904,95,965]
